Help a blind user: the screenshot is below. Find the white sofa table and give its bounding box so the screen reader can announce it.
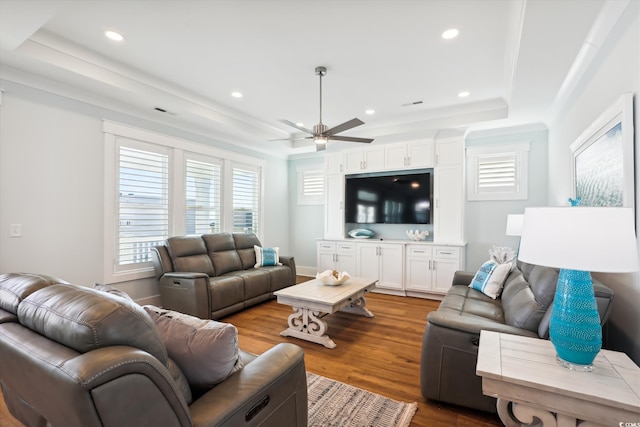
[476,330,640,427]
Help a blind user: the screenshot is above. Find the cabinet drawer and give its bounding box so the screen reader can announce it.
[407,246,431,258]
[337,243,355,253]
[434,247,460,259]
[318,242,336,251]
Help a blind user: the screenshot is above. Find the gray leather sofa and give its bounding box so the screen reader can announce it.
[421,261,614,413]
[151,233,296,319]
[0,273,307,427]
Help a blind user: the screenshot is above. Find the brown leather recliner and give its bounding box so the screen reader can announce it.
[0,273,307,427]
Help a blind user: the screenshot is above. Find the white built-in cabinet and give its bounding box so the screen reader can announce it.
[316,239,464,298]
[317,241,357,274]
[319,137,465,299]
[404,245,462,294]
[355,242,404,290]
[384,140,434,170]
[344,146,385,173]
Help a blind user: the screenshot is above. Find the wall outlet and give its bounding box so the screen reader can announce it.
[10,224,22,237]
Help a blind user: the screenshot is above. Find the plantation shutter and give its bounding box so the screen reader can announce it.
[477,153,518,193]
[186,157,222,234]
[232,164,260,234]
[117,144,169,267]
[298,169,324,204]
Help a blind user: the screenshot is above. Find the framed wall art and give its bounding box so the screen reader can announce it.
[570,92,634,208]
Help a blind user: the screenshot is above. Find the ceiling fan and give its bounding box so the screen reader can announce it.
[278,66,374,151]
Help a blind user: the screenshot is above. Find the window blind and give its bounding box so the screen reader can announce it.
[118,146,169,266]
[186,158,222,234]
[298,169,324,204]
[477,153,518,193]
[232,165,260,234]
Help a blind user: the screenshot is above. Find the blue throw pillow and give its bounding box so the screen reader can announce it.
[469,260,511,299]
[254,245,282,268]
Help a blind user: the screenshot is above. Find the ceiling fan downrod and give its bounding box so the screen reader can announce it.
[314,66,328,136]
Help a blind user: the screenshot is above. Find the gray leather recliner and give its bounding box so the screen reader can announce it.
[0,273,307,427]
[151,233,296,319]
[420,262,614,413]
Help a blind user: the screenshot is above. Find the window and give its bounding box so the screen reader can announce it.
[232,164,260,234]
[466,142,529,201]
[104,121,264,283]
[297,167,324,205]
[186,156,222,234]
[117,141,169,270]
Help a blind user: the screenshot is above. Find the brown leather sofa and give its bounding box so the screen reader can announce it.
[151,233,296,320]
[0,273,307,427]
[420,261,614,413]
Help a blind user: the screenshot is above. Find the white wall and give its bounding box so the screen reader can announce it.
[548,3,639,362]
[287,156,325,275]
[0,82,291,302]
[464,129,549,270]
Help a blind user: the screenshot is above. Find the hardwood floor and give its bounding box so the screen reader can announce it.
[0,279,501,427]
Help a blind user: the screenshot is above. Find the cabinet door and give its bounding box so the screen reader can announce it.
[378,244,404,290]
[325,152,344,174]
[336,242,357,274]
[356,243,380,279]
[384,144,407,170]
[434,165,463,243]
[324,174,345,238]
[363,146,385,171]
[407,141,434,168]
[435,138,463,167]
[432,257,459,294]
[317,241,337,272]
[344,150,364,173]
[405,246,433,292]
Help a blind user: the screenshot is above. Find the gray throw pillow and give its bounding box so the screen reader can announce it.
[144,306,244,390]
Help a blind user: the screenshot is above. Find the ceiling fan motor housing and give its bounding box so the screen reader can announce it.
[313,123,328,135]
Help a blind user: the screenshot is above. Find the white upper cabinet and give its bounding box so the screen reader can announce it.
[344,146,385,173]
[384,140,434,170]
[325,152,344,174]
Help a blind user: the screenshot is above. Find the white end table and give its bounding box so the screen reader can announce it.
[476,330,640,427]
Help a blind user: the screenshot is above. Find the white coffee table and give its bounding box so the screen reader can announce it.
[273,276,377,349]
[476,330,640,427]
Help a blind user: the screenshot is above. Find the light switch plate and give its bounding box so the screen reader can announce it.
[10,224,22,237]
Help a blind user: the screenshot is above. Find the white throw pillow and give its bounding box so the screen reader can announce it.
[254,245,282,267]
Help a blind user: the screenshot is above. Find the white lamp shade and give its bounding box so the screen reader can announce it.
[518,207,639,272]
[505,214,524,236]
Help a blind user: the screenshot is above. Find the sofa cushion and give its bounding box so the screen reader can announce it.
[166,236,215,276]
[203,233,243,275]
[501,265,558,333]
[254,245,283,268]
[144,306,244,390]
[0,273,68,315]
[233,233,262,269]
[18,284,168,364]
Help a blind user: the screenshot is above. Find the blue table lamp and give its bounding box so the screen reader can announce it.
[518,207,639,371]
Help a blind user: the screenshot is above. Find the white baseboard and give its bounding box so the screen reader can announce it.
[296,266,317,277]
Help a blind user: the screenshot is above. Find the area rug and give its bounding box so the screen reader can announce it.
[307,372,417,427]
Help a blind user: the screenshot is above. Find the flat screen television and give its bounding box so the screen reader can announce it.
[344,169,433,224]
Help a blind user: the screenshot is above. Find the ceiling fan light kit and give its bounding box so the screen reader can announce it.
[279,66,374,151]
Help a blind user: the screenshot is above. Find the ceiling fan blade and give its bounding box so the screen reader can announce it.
[329,135,374,144]
[279,119,313,134]
[325,118,365,136]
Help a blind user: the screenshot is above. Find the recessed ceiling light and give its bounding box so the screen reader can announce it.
[458,91,470,98]
[365,109,375,115]
[104,30,124,42]
[231,91,243,98]
[442,28,459,40]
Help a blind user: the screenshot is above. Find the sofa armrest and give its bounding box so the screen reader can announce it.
[451,271,475,287]
[189,343,307,427]
[158,273,211,319]
[279,256,297,282]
